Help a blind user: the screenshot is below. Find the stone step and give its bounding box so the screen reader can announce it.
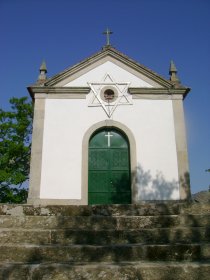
[1,244,210,263]
[1,203,210,217]
[1,262,210,280]
[0,215,178,229]
[180,203,210,215]
[0,203,182,217]
[1,228,210,246]
[0,214,209,230]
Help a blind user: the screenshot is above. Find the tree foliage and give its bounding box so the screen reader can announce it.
[0,97,33,203]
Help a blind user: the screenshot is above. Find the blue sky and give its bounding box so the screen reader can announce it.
[0,0,209,194]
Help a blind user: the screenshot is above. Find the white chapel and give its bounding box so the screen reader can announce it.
[27,38,191,205]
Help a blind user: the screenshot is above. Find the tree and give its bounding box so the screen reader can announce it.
[0,97,33,203]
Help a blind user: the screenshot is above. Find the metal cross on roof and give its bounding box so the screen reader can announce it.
[103,28,113,46]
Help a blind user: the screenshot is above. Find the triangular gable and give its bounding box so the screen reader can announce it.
[62,60,155,88]
[45,46,174,89]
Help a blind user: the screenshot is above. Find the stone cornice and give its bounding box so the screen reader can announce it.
[129,87,190,99]
[28,86,90,99]
[28,86,190,100]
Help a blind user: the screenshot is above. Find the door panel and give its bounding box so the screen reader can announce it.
[110,171,130,192]
[88,129,131,205]
[89,192,131,205]
[110,149,129,170]
[89,171,110,192]
[89,150,109,170]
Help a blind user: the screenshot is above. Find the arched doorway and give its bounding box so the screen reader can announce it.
[88,128,131,204]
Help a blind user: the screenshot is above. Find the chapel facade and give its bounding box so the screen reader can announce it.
[27,44,191,205]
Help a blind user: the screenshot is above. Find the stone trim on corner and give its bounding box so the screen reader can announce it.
[27,98,46,204]
[172,99,191,200]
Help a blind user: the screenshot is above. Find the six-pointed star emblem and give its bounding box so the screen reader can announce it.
[88,74,132,118]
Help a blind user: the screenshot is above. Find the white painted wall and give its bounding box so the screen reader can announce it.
[39,56,179,201]
[114,100,179,200]
[40,96,179,200]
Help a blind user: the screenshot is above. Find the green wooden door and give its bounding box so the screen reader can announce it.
[88,129,131,205]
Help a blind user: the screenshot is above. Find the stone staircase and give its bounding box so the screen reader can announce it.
[0,202,210,279]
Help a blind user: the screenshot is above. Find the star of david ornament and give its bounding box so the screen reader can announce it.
[88,74,132,118]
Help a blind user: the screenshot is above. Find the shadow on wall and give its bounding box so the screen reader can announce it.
[133,164,179,201]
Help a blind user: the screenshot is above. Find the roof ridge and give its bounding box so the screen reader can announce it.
[42,46,186,89]
[107,47,175,86]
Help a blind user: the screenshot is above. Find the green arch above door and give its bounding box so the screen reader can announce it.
[88,128,131,205]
